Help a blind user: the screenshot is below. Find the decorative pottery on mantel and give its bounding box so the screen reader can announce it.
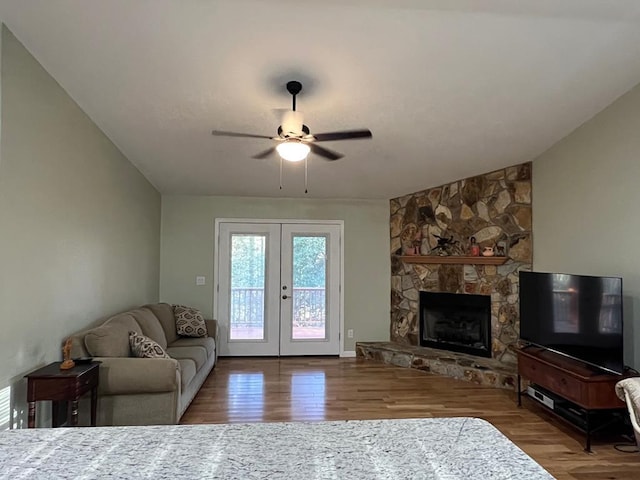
[482,246,495,257]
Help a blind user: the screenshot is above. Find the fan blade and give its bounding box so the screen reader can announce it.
[252,147,277,159]
[312,129,372,142]
[212,130,274,140]
[309,143,343,161]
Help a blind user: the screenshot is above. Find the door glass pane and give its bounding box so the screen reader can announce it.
[292,235,327,340]
[230,234,266,340]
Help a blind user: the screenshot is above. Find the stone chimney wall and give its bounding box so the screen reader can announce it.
[390,163,533,365]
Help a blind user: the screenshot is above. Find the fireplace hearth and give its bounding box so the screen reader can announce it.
[419,291,491,358]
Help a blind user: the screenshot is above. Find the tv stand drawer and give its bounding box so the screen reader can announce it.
[546,371,582,404]
[519,354,582,403]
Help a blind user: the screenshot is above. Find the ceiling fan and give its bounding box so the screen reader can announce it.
[211,80,372,163]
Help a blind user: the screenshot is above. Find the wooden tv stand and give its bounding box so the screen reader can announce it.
[516,345,626,452]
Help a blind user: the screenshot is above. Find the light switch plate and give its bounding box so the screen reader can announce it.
[196,276,206,286]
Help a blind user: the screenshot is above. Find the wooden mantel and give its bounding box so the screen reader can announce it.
[398,255,508,265]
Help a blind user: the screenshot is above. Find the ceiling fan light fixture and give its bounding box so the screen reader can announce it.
[281,110,304,136]
[276,140,310,162]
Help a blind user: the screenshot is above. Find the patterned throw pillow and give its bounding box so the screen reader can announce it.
[173,305,208,338]
[129,331,171,359]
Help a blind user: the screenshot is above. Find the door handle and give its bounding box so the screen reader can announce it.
[282,295,289,300]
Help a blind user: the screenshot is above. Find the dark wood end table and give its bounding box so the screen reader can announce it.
[25,361,99,428]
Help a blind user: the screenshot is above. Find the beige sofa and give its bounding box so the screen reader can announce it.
[70,303,218,426]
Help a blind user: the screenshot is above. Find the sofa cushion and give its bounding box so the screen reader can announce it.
[176,359,197,391]
[174,305,207,337]
[129,308,168,349]
[169,336,216,358]
[129,332,170,359]
[143,303,179,344]
[84,314,142,357]
[166,346,208,370]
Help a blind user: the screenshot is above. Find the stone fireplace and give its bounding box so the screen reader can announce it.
[357,162,532,390]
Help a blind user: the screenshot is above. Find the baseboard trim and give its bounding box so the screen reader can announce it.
[340,351,356,358]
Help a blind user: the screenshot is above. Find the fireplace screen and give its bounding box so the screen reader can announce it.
[419,291,491,358]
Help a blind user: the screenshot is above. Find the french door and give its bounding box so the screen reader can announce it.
[216,221,341,356]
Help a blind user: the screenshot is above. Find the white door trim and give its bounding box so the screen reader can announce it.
[214,218,345,355]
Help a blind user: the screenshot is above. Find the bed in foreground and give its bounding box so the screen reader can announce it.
[0,417,553,479]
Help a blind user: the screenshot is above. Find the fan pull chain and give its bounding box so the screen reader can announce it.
[304,157,308,194]
[279,157,283,190]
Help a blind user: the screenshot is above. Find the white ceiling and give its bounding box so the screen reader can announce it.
[2,1,640,199]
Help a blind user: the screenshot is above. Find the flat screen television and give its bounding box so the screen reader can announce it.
[519,271,624,375]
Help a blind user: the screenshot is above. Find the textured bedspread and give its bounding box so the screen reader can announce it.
[0,417,554,479]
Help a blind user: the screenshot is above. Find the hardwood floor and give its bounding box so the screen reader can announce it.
[181,357,640,480]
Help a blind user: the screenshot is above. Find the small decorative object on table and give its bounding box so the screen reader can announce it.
[60,338,76,370]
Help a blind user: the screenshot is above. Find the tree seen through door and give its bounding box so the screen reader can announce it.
[229,234,327,340]
[291,236,327,339]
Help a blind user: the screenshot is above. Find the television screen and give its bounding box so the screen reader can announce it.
[519,271,624,374]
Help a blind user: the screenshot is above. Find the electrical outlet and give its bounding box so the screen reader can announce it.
[196,276,206,286]
[347,329,354,338]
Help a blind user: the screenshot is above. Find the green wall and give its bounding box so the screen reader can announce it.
[532,81,640,370]
[0,26,161,427]
[160,195,390,353]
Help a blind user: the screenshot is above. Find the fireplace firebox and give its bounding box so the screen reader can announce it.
[419,291,491,358]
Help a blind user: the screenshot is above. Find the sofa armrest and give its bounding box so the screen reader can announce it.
[205,319,219,362]
[94,357,180,395]
[205,319,219,341]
